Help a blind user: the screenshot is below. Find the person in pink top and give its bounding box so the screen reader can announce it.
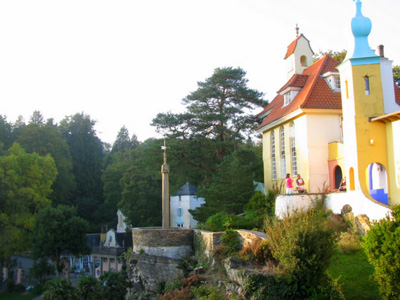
[285,173,293,194]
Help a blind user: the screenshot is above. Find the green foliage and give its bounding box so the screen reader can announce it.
[17,122,76,206]
[315,50,347,63]
[99,270,131,300]
[0,143,57,260]
[393,65,400,87]
[192,285,226,300]
[76,275,103,300]
[42,277,75,300]
[191,149,261,222]
[119,138,162,227]
[59,113,105,227]
[362,205,400,300]
[266,207,337,299]
[29,257,55,285]
[199,212,235,232]
[31,205,90,275]
[220,229,241,255]
[240,238,274,266]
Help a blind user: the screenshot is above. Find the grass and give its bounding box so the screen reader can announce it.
[0,292,37,300]
[327,249,380,300]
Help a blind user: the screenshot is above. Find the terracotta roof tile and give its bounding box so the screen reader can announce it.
[257,55,342,130]
[394,82,400,106]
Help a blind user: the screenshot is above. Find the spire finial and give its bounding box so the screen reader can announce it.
[295,24,299,37]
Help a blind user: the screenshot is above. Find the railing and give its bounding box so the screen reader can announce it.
[92,246,126,256]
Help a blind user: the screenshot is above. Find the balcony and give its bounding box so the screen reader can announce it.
[92,246,126,256]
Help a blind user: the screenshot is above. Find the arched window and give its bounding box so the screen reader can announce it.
[290,122,297,176]
[300,55,308,67]
[280,126,286,178]
[271,130,277,180]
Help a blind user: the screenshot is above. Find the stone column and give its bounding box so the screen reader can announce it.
[161,140,170,228]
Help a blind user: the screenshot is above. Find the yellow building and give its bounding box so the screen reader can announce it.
[258,0,400,210]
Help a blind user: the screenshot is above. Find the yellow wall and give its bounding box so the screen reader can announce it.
[351,64,389,198]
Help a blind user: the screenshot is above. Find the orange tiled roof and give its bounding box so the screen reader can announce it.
[395,82,400,105]
[257,55,342,131]
[284,34,312,59]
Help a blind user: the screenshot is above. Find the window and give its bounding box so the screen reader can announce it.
[364,75,370,95]
[271,130,276,180]
[280,126,286,178]
[300,55,308,67]
[290,122,297,176]
[334,76,341,89]
[284,92,292,106]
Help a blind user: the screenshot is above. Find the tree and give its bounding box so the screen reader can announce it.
[59,113,105,226]
[119,138,162,227]
[29,110,45,125]
[393,65,400,87]
[17,123,76,206]
[190,147,263,222]
[362,205,400,300]
[0,143,57,260]
[0,115,13,153]
[315,50,347,63]
[31,205,90,276]
[152,67,267,165]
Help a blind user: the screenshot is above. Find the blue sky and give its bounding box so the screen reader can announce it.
[0,0,399,144]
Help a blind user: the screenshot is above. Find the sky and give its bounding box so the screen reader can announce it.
[0,0,399,145]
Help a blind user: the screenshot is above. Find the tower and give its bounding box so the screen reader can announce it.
[337,0,395,202]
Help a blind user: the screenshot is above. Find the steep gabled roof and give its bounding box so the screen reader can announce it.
[257,55,342,130]
[284,34,313,59]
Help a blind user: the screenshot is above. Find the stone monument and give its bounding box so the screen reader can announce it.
[161,139,170,228]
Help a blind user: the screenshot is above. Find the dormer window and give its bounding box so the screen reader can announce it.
[322,72,341,91]
[283,90,299,106]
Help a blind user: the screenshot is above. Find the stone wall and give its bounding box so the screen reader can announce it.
[132,227,193,259]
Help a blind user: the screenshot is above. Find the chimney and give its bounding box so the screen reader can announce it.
[378,45,385,57]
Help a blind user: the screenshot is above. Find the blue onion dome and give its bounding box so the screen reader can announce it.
[350,0,378,59]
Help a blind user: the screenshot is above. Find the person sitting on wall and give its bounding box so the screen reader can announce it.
[285,173,293,194]
[339,177,347,192]
[295,174,306,194]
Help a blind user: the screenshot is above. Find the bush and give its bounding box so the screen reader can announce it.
[200,212,236,232]
[76,275,102,300]
[362,205,400,300]
[42,277,75,300]
[266,207,337,298]
[99,270,131,300]
[240,238,275,266]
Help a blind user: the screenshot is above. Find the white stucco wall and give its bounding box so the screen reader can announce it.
[275,191,391,222]
[170,195,205,228]
[306,113,342,192]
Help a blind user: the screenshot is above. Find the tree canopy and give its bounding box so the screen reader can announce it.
[31,205,90,276]
[0,143,57,260]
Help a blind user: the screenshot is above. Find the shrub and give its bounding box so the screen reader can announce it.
[76,275,102,300]
[266,207,337,298]
[362,205,400,300]
[200,212,237,232]
[192,285,227,300]
[99,270,131,300]
[42,277,75,300]
[240,238,275,266]
[220,229,241,255]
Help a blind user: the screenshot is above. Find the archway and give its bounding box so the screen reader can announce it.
[334,166,343,189]
[368,162,388,205]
